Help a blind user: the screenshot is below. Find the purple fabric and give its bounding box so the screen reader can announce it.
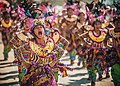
[45,65,57,86]
[4,29,9,33]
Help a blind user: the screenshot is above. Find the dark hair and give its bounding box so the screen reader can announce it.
[45,20,52,28]
[2,11,10,20]
[21,17,30,27]
[78,12,84,17]
[74,1,80,5]
[92,19,101,26]
[33,25,45,32]
[67,7,73,12]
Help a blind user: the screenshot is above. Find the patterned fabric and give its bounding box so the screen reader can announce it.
[9,30,72,85]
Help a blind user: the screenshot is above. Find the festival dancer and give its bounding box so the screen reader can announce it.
[10,24,54,85]
[10,22,73,85]
[73,12,88,66]
[0,11,13,60]
[60,7,78,65]
[109,15,120,47]
[44,18,70,83]
[79,19,112,86]
[10,17,34,61]
[9,18,34,84]
[109,15,120,86]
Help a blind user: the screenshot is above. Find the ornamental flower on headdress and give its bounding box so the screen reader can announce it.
[94,17,101,21]
[33,18,44,26]
[18,5,25,20]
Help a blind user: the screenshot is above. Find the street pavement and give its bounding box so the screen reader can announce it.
[0,43,114,86]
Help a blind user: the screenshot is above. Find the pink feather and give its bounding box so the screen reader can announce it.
[40,5,47,13]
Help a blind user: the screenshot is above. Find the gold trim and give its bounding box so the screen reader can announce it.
[1,20,13,28]
[102,20,110,28]
[84,25,94,31]
[88,31,106,43]
[17,33,29,42]
[65,15,77,22]
[77,23,83,29]
[29,37,54,57]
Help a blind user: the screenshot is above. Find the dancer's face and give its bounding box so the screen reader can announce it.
[45,21,50,28]
[52,22,56,27]
[24,19,31,31]
[34,26,45,39]
[62,10,66,16]
[94,22,101,29]
[67,9,73,17]
[4,18,10,24]
[78,13,85,21]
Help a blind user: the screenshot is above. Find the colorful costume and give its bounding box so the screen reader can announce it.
[10,23,72,85]
[78,19,112,85]
[61,14,78,65]
[0,19,13,60]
